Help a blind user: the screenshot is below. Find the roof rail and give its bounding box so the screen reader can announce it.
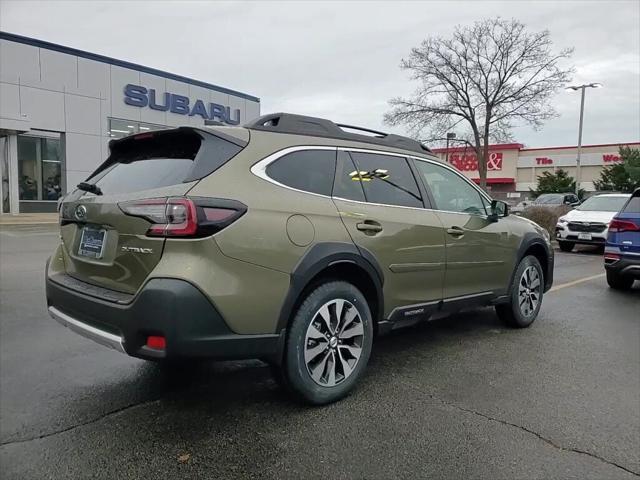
[244,113,432,155]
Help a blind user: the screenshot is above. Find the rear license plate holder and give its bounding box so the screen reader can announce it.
[78,227,106,259]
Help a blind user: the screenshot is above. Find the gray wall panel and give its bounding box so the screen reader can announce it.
[65,94,101,136]
[77,57,111,98]
[0,82,21,121]
[39,49,78,90]
[65,132,102,175]
[245,100,261,123]
[19,85,65,131]
[0,40,40,84]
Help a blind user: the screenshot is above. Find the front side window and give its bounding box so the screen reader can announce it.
[266,150,336,196]
[348,152,422,208]
[415,160,487,215]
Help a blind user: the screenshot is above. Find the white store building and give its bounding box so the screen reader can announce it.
[0,32,260,214]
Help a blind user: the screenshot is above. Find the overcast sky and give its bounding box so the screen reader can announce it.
[1,0,639,148]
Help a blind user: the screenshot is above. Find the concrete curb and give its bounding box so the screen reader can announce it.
[0,214,59,226]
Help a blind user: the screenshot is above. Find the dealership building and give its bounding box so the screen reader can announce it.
[0,32,260,214]
[432,141,640,200]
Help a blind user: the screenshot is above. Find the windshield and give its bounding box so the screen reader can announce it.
[534,194,564,204]
[577,195,629,212]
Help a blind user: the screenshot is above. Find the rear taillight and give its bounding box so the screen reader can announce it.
[608,218,640,233]
[119,197,246,238]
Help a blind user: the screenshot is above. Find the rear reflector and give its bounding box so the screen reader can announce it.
[203,207,237,222]
[609,219,640,233]
[604,253,620,262]
[146,336,166,350]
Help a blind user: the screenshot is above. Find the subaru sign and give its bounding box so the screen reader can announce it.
[123,84,241,125]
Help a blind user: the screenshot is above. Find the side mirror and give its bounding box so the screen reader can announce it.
[570,201,581,207]
[488,200,509,222]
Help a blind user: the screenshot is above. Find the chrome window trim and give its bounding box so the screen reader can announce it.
[250,144,494,216]
[338,146,493,204]
[250,145,337,200]
[334,195,429,212]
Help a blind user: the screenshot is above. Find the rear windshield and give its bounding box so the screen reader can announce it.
[534,194,563,204]
[577,195,629,212]
[622,194,640,214]
[86,129,242,195]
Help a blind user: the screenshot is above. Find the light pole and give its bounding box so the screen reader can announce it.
[445,132,456,163]
[566,83,602,196]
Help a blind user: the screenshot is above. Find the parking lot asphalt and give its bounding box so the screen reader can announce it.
[1,224,638,480]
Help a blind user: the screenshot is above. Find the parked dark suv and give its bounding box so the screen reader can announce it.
[47,113,554,404]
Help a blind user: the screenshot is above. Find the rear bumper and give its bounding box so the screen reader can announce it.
[604,254,640,279]
[46,270,284,362]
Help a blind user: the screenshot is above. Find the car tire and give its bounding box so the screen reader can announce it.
[275,280,373,405]
[496,255,544,328]
[606,271,634,290]
[558,241,574,252]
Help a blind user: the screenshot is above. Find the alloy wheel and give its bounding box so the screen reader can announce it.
[518,265,541,317]
[304,299,364,387]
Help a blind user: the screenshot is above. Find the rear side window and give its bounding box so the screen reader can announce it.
[622,194,640,214]
[349,152,422,208]
[266,150,336,196]
[88,130,243,195]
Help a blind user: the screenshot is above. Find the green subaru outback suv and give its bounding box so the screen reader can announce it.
[47,113,553,404]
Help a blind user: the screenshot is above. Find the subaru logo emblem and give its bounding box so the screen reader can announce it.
[75,205,87,220]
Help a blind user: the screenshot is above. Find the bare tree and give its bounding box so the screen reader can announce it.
[385,18,574,189]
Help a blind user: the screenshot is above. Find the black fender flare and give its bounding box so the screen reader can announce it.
[276,242,384,332]
[506,233,554,295]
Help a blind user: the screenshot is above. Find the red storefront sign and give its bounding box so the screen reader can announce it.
[535,157,553,165]
[603,154,622,163]
[450,152,503,171]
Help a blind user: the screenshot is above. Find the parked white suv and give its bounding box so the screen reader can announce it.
[556,193,630,252]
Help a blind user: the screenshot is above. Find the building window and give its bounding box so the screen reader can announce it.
[17,134,63,201]
[108,118,165,139]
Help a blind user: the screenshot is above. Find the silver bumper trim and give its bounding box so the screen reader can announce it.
[48,306,126,354]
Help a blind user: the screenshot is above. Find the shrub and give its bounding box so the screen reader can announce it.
[520,205,571,238]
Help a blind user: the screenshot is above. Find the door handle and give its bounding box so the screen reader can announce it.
[446,226,465,237]
[356,221,383,234]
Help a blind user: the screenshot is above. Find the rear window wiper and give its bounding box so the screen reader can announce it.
[77,182,103,196]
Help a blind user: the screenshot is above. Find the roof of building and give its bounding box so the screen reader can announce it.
[432,141,640,154]
[0,31,260,103]
[431,143,523,154]
[520,142,640,152]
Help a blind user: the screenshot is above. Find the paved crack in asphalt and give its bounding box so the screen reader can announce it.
[0,398,162,447]
[3,379,638,479]
[401,381,640,478]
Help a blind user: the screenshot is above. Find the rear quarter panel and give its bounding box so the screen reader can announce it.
[188,132,352,274]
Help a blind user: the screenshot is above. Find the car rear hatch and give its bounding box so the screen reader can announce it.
[58,127,247,294]
[609,190,640,254]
